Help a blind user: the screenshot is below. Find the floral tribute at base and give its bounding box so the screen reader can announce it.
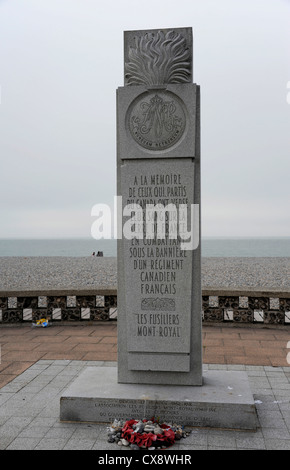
[107,418,190,450]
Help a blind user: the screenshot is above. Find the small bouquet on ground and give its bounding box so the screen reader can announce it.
[32,318,50,328]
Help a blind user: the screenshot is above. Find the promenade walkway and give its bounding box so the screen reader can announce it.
[0,323,289,450]
[0,323,289,388]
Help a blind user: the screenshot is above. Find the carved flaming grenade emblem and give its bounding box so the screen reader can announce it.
[125,29,190,150]
[125,30,191,86]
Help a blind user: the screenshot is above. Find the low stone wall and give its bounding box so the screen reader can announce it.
[202,289,290,325]
[0,288,290,325]
[0,290,117,323]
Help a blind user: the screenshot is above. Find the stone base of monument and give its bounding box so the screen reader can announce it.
[60,366,257,430]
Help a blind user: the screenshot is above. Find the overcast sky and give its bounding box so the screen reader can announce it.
[0,0,289,239]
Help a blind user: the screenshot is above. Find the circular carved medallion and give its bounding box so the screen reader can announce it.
[128,90,186,151]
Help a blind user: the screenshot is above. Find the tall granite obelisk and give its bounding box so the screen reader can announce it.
[117,27,202,385]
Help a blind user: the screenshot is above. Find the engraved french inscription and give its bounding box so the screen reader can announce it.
[122,159,194,355]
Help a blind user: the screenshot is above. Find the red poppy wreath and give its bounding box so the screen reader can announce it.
[121,419,176,449]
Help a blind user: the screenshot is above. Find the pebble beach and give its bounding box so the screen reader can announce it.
[0,256,290,291]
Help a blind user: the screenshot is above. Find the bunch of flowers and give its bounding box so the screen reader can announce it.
[121,418,176,449]
[32,318,50,328]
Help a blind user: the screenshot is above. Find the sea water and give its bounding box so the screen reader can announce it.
[0,237,290,257]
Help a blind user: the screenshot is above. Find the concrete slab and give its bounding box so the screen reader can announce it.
[60,366,257,430]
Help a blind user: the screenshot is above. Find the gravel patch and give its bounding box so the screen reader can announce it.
[0,257,116,291]
[201,257,290,290]
[0,256,290,291]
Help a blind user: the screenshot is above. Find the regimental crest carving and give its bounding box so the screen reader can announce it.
[141,298,176,311]
[128,90,186,151]
[125,30,192,86]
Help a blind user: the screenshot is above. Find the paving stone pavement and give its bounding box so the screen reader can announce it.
[0,323,289,388]
[0,323,290,450]
[0,359,289,450]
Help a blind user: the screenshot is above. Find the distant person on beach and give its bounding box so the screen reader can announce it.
[96,251,103,257]
[92,252,95,256]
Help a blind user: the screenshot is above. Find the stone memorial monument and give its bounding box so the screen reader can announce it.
[60,28,257,430]
[117,27,202,386]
